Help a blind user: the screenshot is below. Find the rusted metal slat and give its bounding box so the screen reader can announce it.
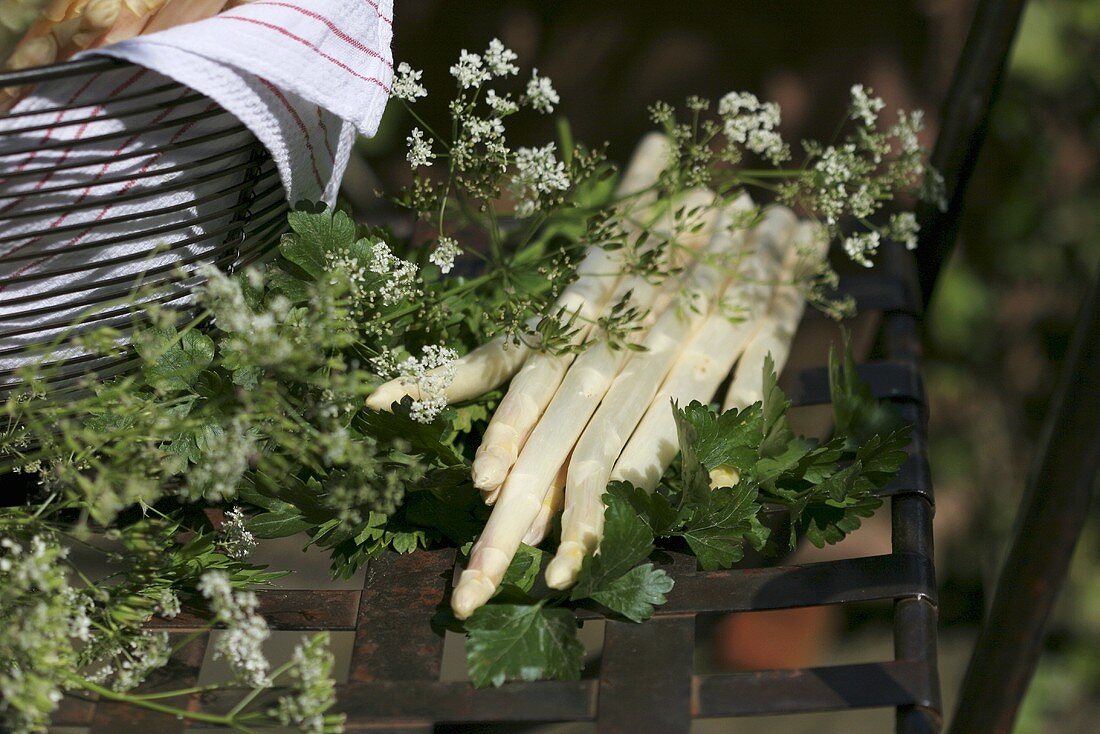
[88,632,208,734]
[147,589,361,630]
[597,615,695,733]
[52,694,97,726]
[335,679,597,723]
[350,549,456,681]
[781,361,924,407]
[694,660,938,717]
[599,553,936,617]
[347,549,456,733]
[804,271,918,317]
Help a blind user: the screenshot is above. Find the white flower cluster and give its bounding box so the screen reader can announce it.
[843,231,881,268]
[391,62,427,102]
[849,84,886,127]
[465,116,506,144]
[219,507,257,560]
[812,143,874,225]
[271,634,340,734]
[1,535,93,733]
[406,127,434,168]
[450,38,521,89]
[511,143,571,217]
[889,212,920,251]
[450,48,492,88]
[484,38,519,76]
[892,109,924,154]
[156,588,181,619]
[198,570,271,688]
[461,115,508,163]
[430,236,462,274]
[395,344,459,423]
[200,265,294,365]
[486,88,518,115]
[524,69,559,114]
[717,91,789,164]
[112,632,171,692]
[367,239,420,307]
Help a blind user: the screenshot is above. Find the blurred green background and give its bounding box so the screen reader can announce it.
[365,1,1100,730]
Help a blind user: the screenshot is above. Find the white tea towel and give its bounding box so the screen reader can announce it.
[92,0,395,204]
[0,0,394,381]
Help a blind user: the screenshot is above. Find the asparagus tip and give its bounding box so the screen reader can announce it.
[544,543,585,590]
[451,569,496,620]
[471,452,510,491]
[364,386,400,412]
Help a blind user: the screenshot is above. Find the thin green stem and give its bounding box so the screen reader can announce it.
[69,678,234,727]
[226,659,295,719]
[129,684,221,701]
[400,102,447,149]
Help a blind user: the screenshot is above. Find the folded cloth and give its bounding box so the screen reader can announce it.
[0,0,394,384]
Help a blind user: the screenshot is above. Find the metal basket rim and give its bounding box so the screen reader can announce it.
[0,55,130,88]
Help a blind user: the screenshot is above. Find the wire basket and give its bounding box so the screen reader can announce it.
[0,56,288,398]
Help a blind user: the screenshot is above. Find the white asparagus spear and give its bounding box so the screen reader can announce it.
[141,0,225,34]
[92,0,166,46]
[67,0,119,51]
[520,459,567,546]
[451,195,720,619]
[469,134,677,496]
[366,133,672,416]
[471,250,628,498]
[722,222,829,411]
[544,194,756,588]
[366,335,531,411]
[452,294,657,619]
[473,184,718,501]
[608,206,799,492]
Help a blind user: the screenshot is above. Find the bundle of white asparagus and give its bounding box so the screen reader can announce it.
[367,134,831,620]
[1,0,251,110]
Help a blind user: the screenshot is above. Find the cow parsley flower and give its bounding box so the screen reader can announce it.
[525,69,559,113]
[717,91,789,164]
[891,109,925,154]
[843,231,881,267]
[156,589,181,619]
[219,507,257,560]
[889,212,920,250]
[198,570,271,688]
[367,240,420,306]
[486,88,518,116]
[271,634,340,734]
[512,143,570,217]
[406,127,434,168]
[465,116,505,145]
[1,535,93,733]
[113,632,171,692]
[391,62,427,102]
[430,237,461,274]
[484,38,519,77]
[811,143,862,225]
[395,345,459,423]
[849,84,885,127]
[450,49,490,88]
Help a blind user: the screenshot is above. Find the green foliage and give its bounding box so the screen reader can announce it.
[460,340,910,684]
[585,563,675,623]
[464,602,585,688]
[135,327,215,393]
